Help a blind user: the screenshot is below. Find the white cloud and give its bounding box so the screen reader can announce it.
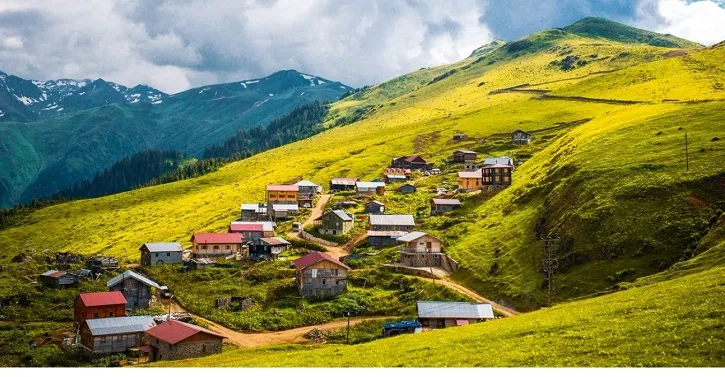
[1,35,23,49]
[635,0,725,46]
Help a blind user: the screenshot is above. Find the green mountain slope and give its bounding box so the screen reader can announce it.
[0,19,721,315]
[0,70,351,207]
[154,265,725,367]
[564,17,703,48]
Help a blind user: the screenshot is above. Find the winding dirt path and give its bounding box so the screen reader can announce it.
[287,194,349,259]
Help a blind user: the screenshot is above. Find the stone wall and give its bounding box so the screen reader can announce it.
[152,338,223,361]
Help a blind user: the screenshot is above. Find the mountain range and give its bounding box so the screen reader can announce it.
[0,69,352,207]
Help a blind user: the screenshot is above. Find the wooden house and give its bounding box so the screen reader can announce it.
[391,155,431,170]
[294,180,322,208]
[74,291,127,326]
[292,252,350,297]
[452,150,477,163]
[107,270,162,311]
[145,320,225,362]
[330,178,358,192]
[382,168,410,183]
[269,203,299,220]
[397,232,446,268]
[334,201,358,210]
[314,210,355,236]
[452,133,468,141]
[483,156,514,168]
[39,270,77,288]
[398,184,417,194]
[190,233,244,260]
[482,163,513,191]
[80,316,155,356]
[240,203,267,221]
[367,214,415,246]
[140,242,184,266]
[229,221,275,240]
[511,129,531,145]
[187,258,216,270]
[355,181,385,197]
[249,237,291,261]
[431,198,462,215]
[86,256,119,274]
[266,184,299,204]
[417,301,494,329]
[364,200,385,214]
[456,170,482,192]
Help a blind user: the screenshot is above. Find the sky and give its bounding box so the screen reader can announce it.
[0,0,723,94]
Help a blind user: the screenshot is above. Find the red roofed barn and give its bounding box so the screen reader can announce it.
[146,320,225,362]
[292,252,350,298]
[74,291,127,326]
[190,233,244,260]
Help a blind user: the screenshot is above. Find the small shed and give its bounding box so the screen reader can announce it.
[511,130,531,145]
[364,200,385,214]
[417,301,494,329]
[356,181,386,197]
[39,270,77,288]
[140,242,184,266]
[145,320,225,362]
[334,201,358,210]
[80,316,155,356]
[452,150,477,163]
[431,198,462,215]
[187,258,216,270]
[86,256,119,274]
[398,184,417,194]
[249,237,292,261]
[107,270,162,311]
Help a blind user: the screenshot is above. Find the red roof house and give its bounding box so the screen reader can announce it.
[190,233,245,259]
[74,291,127,325]
[145,320,225,361]
[292,252,350,271]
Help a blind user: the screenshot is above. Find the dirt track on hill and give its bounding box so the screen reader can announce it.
[287,194,349,259]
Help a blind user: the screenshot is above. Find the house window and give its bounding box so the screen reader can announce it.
[109,311,114,317]
[333,269,338,276]
[201,245,208,250]
[213,245,220,250]
[94,312,99,318]
[322,279,326,285]
[167,252,170,257]
[226,245,231,249]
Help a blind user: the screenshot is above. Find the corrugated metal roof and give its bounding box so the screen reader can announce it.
[191,233,244,244]
[396,231,438,243]
[483,156,513,166]
[292,252,350,270]
[146,319,224,344]
[107,270,161,289]
[356,181,386,189]
[294,180,319,187]
[484,163,512,169]
[229,223,264,232]
[266,184,299,191]
[369,214,415,226]
[367,230,410,237]
[260,237,291,246]
[41,270,64,278]
[240,203,267,212]
[457,170,481,178]
[142,242,183,253]
[86,316,155,336]
[331,210,353,221]
[455,149,477,154]
[416,301,494,319]
[432,198,461,205]
[231,221,276,232]
[331,178,358,185]
[272,203,299,211]
[79,291,127,307]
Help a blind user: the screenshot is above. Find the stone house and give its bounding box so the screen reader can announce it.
[396,232,456,272]
[140,242,184,266]
[314,210,355,236]
[145,319,225,362]
[292,252,350,297]
[79,316,155,356]
[107,270,162,311]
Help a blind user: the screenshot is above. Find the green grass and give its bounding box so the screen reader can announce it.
[153,265,725,367]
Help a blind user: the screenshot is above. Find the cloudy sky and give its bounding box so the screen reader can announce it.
[0,0,723,93]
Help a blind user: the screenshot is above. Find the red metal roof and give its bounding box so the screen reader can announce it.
[266,184,299,192]
[191,233,244,244]
[292,252,350,271]
[79,291,127,307]
[145,319,225,345]
[229,223,264,232]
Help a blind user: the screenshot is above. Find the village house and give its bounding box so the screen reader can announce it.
[464,156,514,172]
[240,203,267,221]
[39,270,77,288]
[140,242,184,266]
[292,252,350,297]
[266,184,299,204]
[249,237,292,261]
[482,163,513,191]
[186,258,216,270]
[356,181,385,197]
[431,198,462,215]
[334,201,358,210]
[74,291,127,327]
[512,129,531,145]
[368,214,416,246]
[107,270,162,311]
[391,155,432,170]
[398,183,417,194]
[269,203,299,219]
[452,133,468,141]
[229,221,275,240]
[452,149,477,163]
[190,233,244,260]
[329,177,358,192]
[79,316,155,356]
[145,319,225,362]
[396,232,453,270]
[294,180,322,208]
[417,301,494,329]
[382,167,411,183]
[364,200,385,214]
[457,170,482,192]
[86,256,119,274]
[314,210,355,236]
[383,173,408,184]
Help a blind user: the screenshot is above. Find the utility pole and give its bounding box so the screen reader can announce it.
[685,132,689,172]
[346,311,351,344]
[541,237,559,307]
[168,294,174,321]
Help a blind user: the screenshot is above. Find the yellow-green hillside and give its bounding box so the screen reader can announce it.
[153,265,725,367]
[1,24,723,312]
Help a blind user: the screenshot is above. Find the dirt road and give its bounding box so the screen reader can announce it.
[164,299,387,348]
[287,194,349,259]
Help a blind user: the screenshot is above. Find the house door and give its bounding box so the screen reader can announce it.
[426,241,432,251]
